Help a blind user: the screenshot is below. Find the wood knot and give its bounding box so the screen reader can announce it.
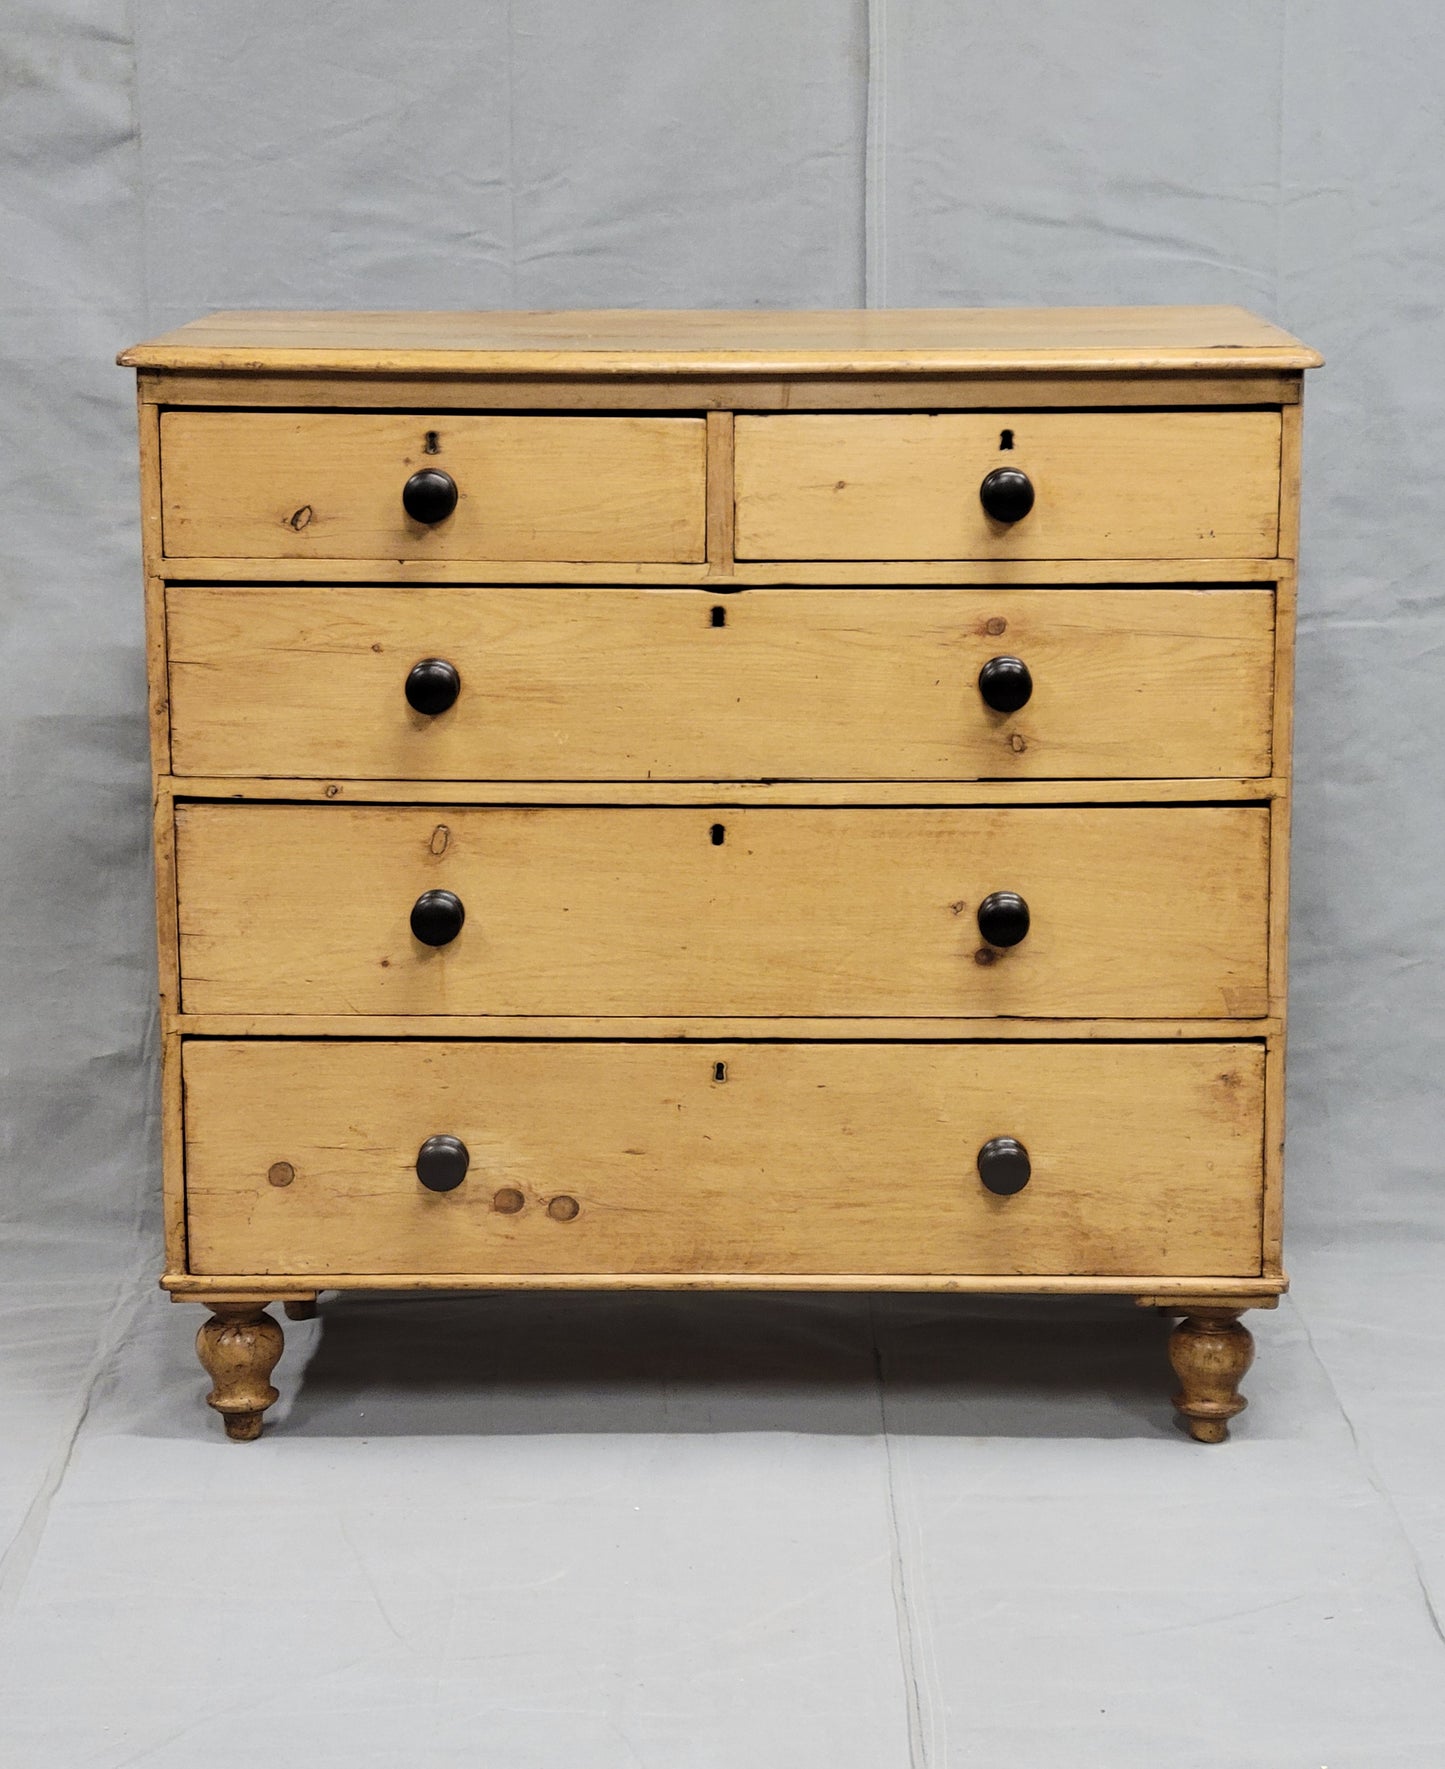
[492,1188,525,1214]
[974,947,998,966]
[546,1195,580,1222]
[287,505,313,531]
[984,617,1007,636]
[1009,733,1027,753]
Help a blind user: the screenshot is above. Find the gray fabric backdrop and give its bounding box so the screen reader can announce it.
[4,6,1445,1764]
[4,1,1440,1266]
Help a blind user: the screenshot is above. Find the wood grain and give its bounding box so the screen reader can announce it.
[160,411,707,562]
[139,368,1304,412]
[165,584,1275,783]
[149,556,1290,586]
[735,412,1282,561]
[119,305,1322,374]
[163,776,1285,806]
[163,1012,1282,1040]
[173,803,1271,1019]
[165,1271,1288,1298]
[182,1039,1267,1279]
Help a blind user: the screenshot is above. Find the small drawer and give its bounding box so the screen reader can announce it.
[166,584,1275,782]
[174,803,1270,1019]
[159,411,707,562]
[182,1039,1266,1278]
[734,412,1281,560]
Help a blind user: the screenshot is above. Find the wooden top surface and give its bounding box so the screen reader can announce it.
[119,305,1321,375]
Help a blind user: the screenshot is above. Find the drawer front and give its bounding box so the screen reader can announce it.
[175,804,1269,1018]
[183,1039,1266,1278]
[734,412,1281,560]
[160,412,707,562]
[167,584,1275,782]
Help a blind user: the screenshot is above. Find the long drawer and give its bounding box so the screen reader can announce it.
[174,804,1270,1018]
[734,412,1282,560]
[182,1039,1266,1278]
[166,584,1275,782]
[159,412,708,562]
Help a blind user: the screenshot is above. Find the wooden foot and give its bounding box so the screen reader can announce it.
[283,1299,318,1321]
[196,1305,284,1441]
[1169,1309,1254,1443]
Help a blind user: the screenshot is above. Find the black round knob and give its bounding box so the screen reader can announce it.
[403,468,458,525]
[405,658,461,716]
[410,889,465,947]
[977,890,1030,948]
[416,1134,469,1192]
[979,467,1035,524]
[978,655,1033,713]
[977,1136,1031,1196]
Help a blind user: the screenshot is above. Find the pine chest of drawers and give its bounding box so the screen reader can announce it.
[120,307,1320,1442]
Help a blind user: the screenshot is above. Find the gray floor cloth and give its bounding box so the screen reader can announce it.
[1,1234,1441,1767]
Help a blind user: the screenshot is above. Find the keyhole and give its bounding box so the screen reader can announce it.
[424,430,440,455]
[710,605,726,628]
[710,823,725,845]
[713,1061,727,1083]
[999,428,1014,450]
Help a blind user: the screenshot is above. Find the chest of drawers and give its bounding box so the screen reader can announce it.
[119,307,1320,1442]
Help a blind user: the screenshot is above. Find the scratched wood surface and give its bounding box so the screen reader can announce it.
[183,1039,1267,1278]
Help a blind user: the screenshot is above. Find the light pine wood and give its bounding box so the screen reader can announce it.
[195,1304,284,1440]
[160,412,707,562]
[173,803,1270,1019]
[163,1013,1282,1041]
[167,1272,1288,1299]
[182,1040,1266,1279]
[119,305,1322,374]
[735,412,1282,561]
[705,411,735,570]
[160,1029,187,1272]
[164,584,1275,783]
[139,368,1304,411]
[1169,1309,1255,1442]
[121,306,1316,1440]
[161,775,1285,806]
[189,1275,1284,1309]
[149,556,1289,585]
